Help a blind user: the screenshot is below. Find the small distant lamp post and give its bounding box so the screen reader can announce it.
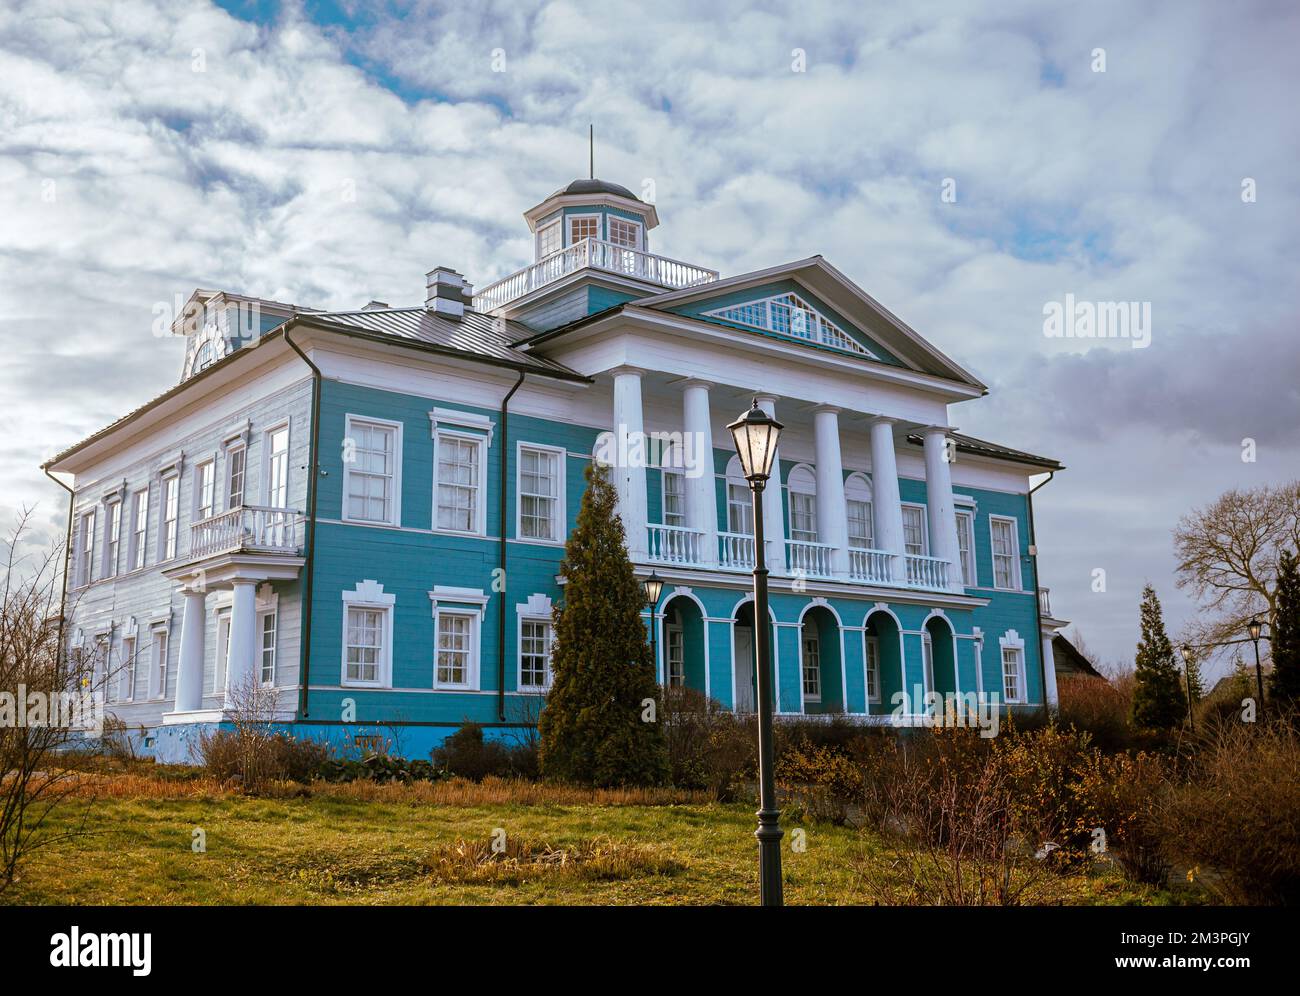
[1247,618,1267,717]
[1181,643,1195,732]
[642,571,664,683]
[727,399,785,907]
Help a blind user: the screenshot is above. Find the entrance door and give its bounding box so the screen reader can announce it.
[734,626,756,713]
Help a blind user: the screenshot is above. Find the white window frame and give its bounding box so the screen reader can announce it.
[864,634,881,704]
[726,457,754,536]
[536,219,562,259]
[194,458,216,522]
[989,515,1022,591]
[666,623,685,687]
[150,625,169,700]
[121,634,137,702]
[433,428,487,536]
[566,212,601,246]
[341,580,395,688]
[102,498,121,579]
[159,473,180,562]
[845,472,874,549]
[76,508,96,587]
[264,421,291,510]
[259,610,278,687]
[922,631,935,694]
[518,616,554,691]
[801,623,821,702]
[215,608,232,695]
[129,488,149,571]
[343,414,403,527]
[999,630,1027,704]
[606,215,643,250]
[661,467,685,527]
[787,464,818,543]
[902,502,928,557]
[516,442,566,545]
[430,587,487,691]
[955,508,977,587]
[225,441,247,511]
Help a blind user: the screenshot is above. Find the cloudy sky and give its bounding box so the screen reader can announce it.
[2,0,1296,680]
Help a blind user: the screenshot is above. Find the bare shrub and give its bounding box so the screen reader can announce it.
[659,686,755,800]
[1074,749,1172,886]
[197,674,331,789]
[1057,674,1134,750]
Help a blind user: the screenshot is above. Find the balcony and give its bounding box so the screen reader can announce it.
[190,505,304,560]
[786,539,834,579]
[646,523,706,565]
[848,547,892,585]
[905,553,949,591]
[474,237,719,312]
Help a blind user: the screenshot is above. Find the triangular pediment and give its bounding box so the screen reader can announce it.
[701,290,883,360]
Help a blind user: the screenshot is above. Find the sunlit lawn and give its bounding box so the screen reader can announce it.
[3,777,1182,906]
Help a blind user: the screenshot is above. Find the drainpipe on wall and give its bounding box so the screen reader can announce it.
[1027,471,1055,719]
[498,370,526,722]
[42,467,76,677]
[284,324,323,721]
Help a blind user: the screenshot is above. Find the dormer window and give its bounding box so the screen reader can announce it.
[608,217,642,250]
[568,215,600,244]
[537,221,561,259]
[704,292,877,358]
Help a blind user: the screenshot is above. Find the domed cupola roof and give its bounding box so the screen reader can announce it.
[552,177,642,201]
[523,175,659,234]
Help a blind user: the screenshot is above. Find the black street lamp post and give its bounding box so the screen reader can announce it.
[643,571,664,685]
[1248,618,1267,718]
[1181,643,1195,732]
[728,399,785,907]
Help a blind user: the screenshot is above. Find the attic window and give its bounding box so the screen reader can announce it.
[704,293,876,358]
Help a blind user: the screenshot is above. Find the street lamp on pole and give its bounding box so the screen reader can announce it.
[1247,618,1267,718]
[728,399,785,907]
[643,571,664,685]
[1180,643,1195,732]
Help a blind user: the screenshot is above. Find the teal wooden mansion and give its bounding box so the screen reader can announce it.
[45,175,1067,762]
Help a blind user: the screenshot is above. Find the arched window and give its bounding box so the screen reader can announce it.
[725,456,753,535]
[787,464,817,542]
[845,473,873,549]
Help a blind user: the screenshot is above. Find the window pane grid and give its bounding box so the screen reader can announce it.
[520,619,552,688]
[802,631,821,698]
[436,436,479,532]
[437,613,472,686]
[520,448,558,540]
[346,607,383,683]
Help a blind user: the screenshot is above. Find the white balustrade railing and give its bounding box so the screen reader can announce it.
[474,238,719,312]
[785,539,835,578]
[905,553,949,591]
[848,547,893,585]
[1038,587,1052,616]
[190,505,303,560]
[718,531,760,570]
[646,523,706,565]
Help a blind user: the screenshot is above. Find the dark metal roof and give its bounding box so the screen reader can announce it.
[314,307,582,377]
[550,177,641,201]
[905,430,1063,471]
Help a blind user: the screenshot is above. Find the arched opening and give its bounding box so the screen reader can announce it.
[864,609,904,715]
[732,598,776,714]
[786,464,818,542]
[660,593,707,695]
[924,614,959,700]
[799,605,843,713]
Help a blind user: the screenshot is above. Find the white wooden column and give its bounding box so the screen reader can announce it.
[869,416,907,585]
[922,426,964,592]
[612,367,648,559]
[173,583,207,713]
[812,406,849,577]
[224,578,260,706]
[1041,630,1060,711]
[754,395,786,574]
[682,379,718,565]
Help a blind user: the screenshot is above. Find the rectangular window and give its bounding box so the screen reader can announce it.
[133,637,149,700]
[956,510,976,586]
[990,517,1019,590]
[345,606,384,684]
[666,625,684,687]
[152,630,168,699]
[77,510,96,586]
[789,492,817,542]
[195,460,215,520]
[161,475,179,561]
[537,221,561,258]
[1002,647,1023,702]
[519,445,561,541]
[346,418,399,524]
[121,636,137,701]
[266,426,290,509]
[227,445,246,510]
[519,619,553,690]
[922,633,935,693]
[260,612,277,686]
[568,215,599,243]
[436,612,473,687]
[727,483,753,535]
[215,613,231,694]
[607,217,641,249]
[802,631,821,700]
[847,498,873,548]
[902,505,927,557]
[436,434,481,533]
[130,488,148,570]
[104,501,121,578]
[662,471,685,527]
[865,637,881,703]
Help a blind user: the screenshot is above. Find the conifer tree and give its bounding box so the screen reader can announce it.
[538,463,669,786]
[1131,584,1186,730]
[1268,549,1300,708]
